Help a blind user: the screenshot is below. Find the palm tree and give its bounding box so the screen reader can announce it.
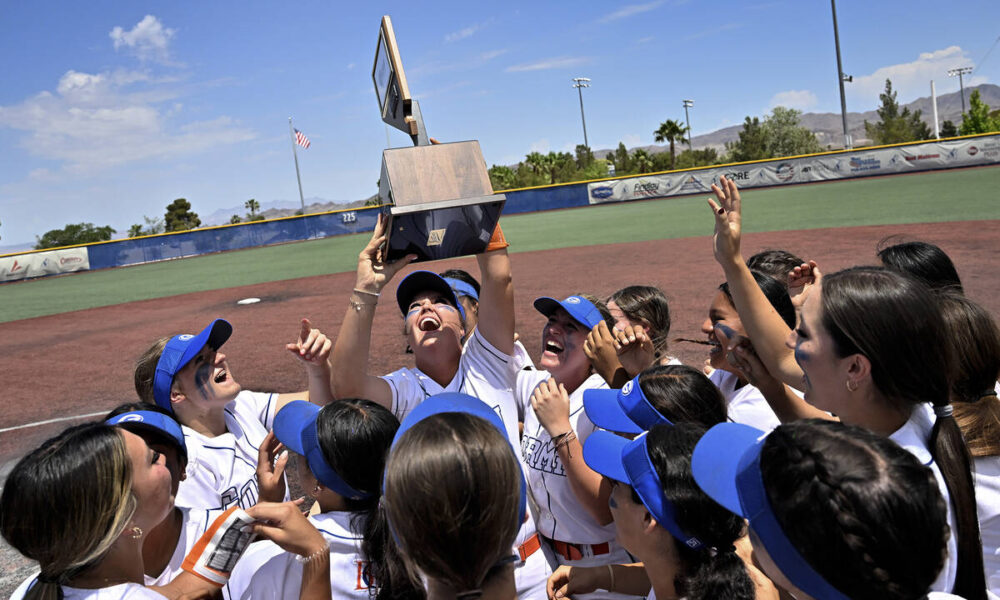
[654,119,689,170]
[632,149,654,174]
[245,198,260,218]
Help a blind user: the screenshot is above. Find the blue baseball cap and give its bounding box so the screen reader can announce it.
[533,295,603,330]
[153,319,233,411]
[273,401,370,500]
[106,410,187,462]
[584,430,703,550]
[584,374,672,435]
[395,271,466,321]
[389,392,526,523]
[443,277,479,302]
[692,423,849,600]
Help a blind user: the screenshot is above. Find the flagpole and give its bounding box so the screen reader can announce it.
[288,117,305,212]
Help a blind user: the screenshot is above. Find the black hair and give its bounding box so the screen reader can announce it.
[103,402,187,465]
[438,269,481,298]
[876,237,963,293]
[641,424,753,600]
[760,419,948,600]
[637,364,727,429]
[313,399,421,600]
[745,249,804,286]
[608,285,672,358]
[719,270,795,329]
[820,267,985,600]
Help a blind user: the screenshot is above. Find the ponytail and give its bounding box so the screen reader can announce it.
[928,401,987,600]
[677,544,754,600]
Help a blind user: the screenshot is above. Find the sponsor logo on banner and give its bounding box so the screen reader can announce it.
[904,154,940,162]
[849,157,881,173]
[632,181,659,197]
[680,176,707,192]
[723,171,750,182]
[59,256,84,266]
[968,146,979,156]
[983,142,1000,157]
[775,163,795,182]
[591,186,614,199]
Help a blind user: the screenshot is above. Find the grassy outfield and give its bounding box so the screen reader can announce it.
[2,166,997,323]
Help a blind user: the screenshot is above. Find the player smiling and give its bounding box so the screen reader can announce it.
[133,317,333,513]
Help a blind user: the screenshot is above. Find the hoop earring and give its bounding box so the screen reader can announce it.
[846,379,858,392]
[130,526,143,539]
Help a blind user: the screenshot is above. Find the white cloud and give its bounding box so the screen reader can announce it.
[598,1,664,23]
[848,46,985,107]
[110,15,176,63]
[635,36,655,45]
[769,89,819,111]
[0,68,255,172]
[529,139,550,153]
[480,49,508,61]
[445,24,480,43]
[505,56,590,73]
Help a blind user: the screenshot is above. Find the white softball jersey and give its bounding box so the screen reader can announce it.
[516,371,616,545]
[381,328,553,600]
[175,390,278,512]
[143,507,215,586]
[891,402,957,594]
[61,584,166,599]
[224,511,370,600]
[708,369,782,432]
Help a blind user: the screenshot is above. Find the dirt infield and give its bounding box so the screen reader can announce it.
[1,219,999,591]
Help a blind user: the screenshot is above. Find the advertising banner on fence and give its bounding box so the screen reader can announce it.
[0,247,90,282]
[587,134,1000,204]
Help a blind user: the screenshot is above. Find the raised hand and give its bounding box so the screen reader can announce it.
[584,321,624,385]
[355,213,416,294]
[255,431,289,503]
[707,175,743,266]
[787,260,823,309]
[286,318,332,366]
[530,378,572,437]
[614,324,656,377]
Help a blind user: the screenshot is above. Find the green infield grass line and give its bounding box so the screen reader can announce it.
[2,166,998,324]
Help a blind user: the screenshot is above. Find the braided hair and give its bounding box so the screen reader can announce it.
[760,419,947,599]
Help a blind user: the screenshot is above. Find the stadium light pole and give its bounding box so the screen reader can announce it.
[572,77,591,149]
[948,67,974,115]
[683,99,694,152]
[830,0,852,149]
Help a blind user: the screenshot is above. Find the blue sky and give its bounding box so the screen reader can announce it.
[1,1,998,247]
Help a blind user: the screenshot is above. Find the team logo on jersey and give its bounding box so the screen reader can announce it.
[520,434,567,476]
[355,560,374,590]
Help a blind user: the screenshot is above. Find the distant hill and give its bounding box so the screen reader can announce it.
[200,195,378,227]
[594,83,1000,158]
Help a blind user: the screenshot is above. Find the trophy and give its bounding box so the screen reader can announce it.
[372,16,506,262]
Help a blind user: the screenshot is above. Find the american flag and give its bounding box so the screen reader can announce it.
[294,128,311,149]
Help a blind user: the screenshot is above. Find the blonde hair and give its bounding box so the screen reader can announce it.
[134,337,170,404]
[383,413,521,596]
[1,424,136,597]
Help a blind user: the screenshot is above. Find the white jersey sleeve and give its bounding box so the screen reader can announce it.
[61,583,168,599]
[144,507,216,586]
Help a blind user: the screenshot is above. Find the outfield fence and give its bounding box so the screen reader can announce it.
[3,132,999,282]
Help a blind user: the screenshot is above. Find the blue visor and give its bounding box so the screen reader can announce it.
[395,270,466,321]
[273,401,370,500]
[692,423,849,600]
[533,295,603,330]
[389,392,527,525]
[106,410,187,460]
[584,374,672,434]
[585,430,703,549]
[444,278,479,302]
[152,319,233,411]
